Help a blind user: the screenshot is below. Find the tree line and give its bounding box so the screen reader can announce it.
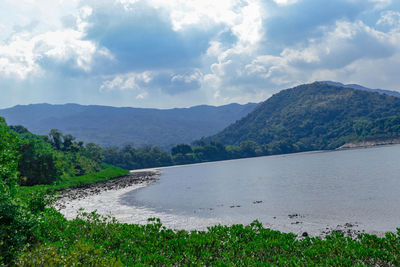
[5,122,103,186]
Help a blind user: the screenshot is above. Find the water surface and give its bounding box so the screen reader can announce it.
[120,145,400,234]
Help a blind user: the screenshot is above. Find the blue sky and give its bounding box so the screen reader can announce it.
[1,0,400,108]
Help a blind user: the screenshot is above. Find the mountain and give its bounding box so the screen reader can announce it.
[0,103,257,148]
[208,82,400,153]
[320,81,400,97]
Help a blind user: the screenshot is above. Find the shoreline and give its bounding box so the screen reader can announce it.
[128,142,400,175]
[55,170,160,210]
[337,138,400,150]
[55,169,388,239]
[55,144,400,238]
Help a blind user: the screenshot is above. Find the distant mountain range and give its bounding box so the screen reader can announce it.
[1,81,399,151]
[208,82,400,153]
[0,103,257,149]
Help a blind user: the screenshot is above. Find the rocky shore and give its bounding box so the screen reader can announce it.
[55,171,160,210]
[338,138,400,150]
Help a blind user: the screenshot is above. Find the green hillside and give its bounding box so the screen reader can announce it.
[209,82,400,154]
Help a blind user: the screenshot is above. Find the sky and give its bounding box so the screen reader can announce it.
[1,0,400,109]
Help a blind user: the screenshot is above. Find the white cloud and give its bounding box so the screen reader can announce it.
[273,0,299,6]
[369,0,392,9]
[1,0,400,108]
[136,92,148,99]
[171,70,203,85]
[0,29,104,79]
[99,71,153,91]
[377,11,400,30]
[0,5,110,79]
[119,0,265,46]
[203,17,400,102]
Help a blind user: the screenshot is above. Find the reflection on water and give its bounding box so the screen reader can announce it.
[120,145,400,234]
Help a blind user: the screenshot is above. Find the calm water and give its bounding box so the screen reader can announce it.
[120,145,400,234]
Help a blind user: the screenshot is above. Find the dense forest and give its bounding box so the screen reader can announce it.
[102,141,264,169]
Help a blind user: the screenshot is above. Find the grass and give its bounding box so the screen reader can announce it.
[18,163,129,197]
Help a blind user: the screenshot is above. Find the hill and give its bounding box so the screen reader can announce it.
[208,82,400,154]
[320,81,400,97]
[0,103,257,149]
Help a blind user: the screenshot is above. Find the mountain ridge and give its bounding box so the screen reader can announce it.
[207,82,400,154]
[0,102,258,149]
[319,81,400,97]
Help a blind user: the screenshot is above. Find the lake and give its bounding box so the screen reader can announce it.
[118,145,400,235]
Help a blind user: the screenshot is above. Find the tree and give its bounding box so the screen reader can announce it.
[9,125,30,134]
[84,143,104,163]
[18,134,61,186]
[0,117,38,263]
[0,117,19,184]
[171,144,192,155]
[62,134,76,152]
[48,129,63,150]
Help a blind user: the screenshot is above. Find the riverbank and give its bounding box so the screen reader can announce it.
[54,145,400,239]
[55,169,382,240]
[55,170,160,212]
[338,138,400,149]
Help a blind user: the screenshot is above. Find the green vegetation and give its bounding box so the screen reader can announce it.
[103,83,400,170]
[10,126,104,186]
[103,145,173,170]
[0,100,400,266]
[0,118,129,264]
[11,212,400,266]
[208,82,400,155]
[19,164,129,197]
[4,83,400,265]
[102,141,259,170]
[0,117,39,263]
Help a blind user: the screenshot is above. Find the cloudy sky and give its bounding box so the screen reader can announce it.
[1,0,400,108]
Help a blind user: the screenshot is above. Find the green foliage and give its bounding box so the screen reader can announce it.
[9,125,30,134]
[12,211,400,266]
[13,128,103,186]
[103,145,173,170]
[209,82,400,152]
[171,144,193,155]
[104,84,400,170]
[56,164,129,189]
[83,142,104,163]
[2,112,400,265]
[0,117,19,184]
[0,117,46,263]
[19,164,129,198]
[18,133,61,186]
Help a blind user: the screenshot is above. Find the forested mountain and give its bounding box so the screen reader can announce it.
[208,82,400,154]
[320,81,400,97]
[0,103,257,149]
